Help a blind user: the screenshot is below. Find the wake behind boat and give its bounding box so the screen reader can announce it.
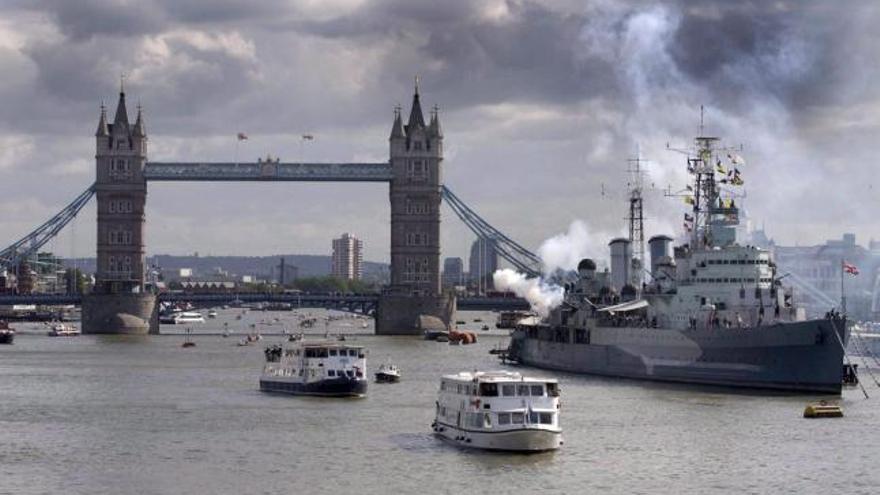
[260,340,367,397]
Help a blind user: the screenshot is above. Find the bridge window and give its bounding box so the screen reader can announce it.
[407,160,427,180]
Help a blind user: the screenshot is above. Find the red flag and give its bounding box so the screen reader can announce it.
[237,132,248,141]
[843,261,859,275]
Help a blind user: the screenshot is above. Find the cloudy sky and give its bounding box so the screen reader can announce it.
[1,0,878,265]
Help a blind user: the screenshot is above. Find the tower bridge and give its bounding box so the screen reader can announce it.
[1,83,537,334]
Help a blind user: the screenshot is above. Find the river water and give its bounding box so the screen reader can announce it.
[2,308,879,494]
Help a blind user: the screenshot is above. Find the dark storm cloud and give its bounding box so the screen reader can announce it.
[35,0,167,40]
[0,0,878,259]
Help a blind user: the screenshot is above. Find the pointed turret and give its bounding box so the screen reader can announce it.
[390,105,404,139]
[428,105,442,138]
[95,104,109,137]
[113,90,130,131]
[132,104,146,137]
[406,77,425,131]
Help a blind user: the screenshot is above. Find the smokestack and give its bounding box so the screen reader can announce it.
[609,238,631,292]
[648,235,673,277]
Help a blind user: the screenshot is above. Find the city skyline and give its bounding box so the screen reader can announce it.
[1,1,879,266]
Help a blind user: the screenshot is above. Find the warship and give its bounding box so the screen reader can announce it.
[506,132,850,394]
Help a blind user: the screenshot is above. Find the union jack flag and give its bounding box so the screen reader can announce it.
[843,261,859,275]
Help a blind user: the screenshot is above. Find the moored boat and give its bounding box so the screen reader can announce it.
[260,341,367,397]
[506,132,850,394]
[0,321,15,344]
[432,370,562,452]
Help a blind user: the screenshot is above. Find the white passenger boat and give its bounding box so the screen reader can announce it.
[48,323,81,337]
[160,312,206,325]
[260,341,368,397]
[432,371,562,452]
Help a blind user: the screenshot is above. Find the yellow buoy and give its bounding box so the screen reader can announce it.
[804,401,843,418]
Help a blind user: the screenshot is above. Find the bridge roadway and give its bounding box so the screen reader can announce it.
[0,293,529,313]
[143,162,393,182]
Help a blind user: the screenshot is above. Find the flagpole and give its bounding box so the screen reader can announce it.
[841,257,846,314]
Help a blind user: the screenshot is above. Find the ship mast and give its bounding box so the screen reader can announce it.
[626,151,646,286]
[670,107,744,251]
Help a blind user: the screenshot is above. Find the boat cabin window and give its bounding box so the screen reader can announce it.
[529,411,539,424]
[501,384,515,397]
[305,348,329,358]
[349,349,358,357]
[479,383,499,397]
[329,349,338,356]
[511,412,525,424]
[530,385,544,396]
[540,413,553,424]
[497,413,511,425]
[546,383,559,397]
[328,370,336,377]
[516,384,530,396]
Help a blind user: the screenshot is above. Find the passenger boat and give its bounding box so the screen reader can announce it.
[0,321,15,344]
[48,323,80,337]
[260,341,367,397]
[160,311,206,325]
[375,363,401,383]
[432,371,562,452]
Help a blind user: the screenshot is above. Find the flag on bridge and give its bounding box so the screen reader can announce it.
[843,261,859,276]
[237,132,248,141]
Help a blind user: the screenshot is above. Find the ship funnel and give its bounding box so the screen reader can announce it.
[609,238,631,292]
[648,235,673,278]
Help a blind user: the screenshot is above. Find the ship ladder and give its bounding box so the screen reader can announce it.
[851,329,880,369]
[830,319,870,399]
[848,330,880,388]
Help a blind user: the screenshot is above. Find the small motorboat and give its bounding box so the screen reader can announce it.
[455,320,466,325]
[0,321,15,345]
[207,310,218,319]
[481,324,490,331]
[375,364,401,383]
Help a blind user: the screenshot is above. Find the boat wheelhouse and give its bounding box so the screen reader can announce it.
[432,371,562,452]
[260,341,367,397]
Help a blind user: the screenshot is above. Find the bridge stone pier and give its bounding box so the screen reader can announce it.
[82,83,453,335]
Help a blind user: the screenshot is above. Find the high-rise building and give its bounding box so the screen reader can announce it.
[442,257,464,288]
[332,233,363,280]
[469,237,498,294]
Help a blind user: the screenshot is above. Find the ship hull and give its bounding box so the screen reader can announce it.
[508,318,848,394]
[433,421,562,452]
[259,377,367,397]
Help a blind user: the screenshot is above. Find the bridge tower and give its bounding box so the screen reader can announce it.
[376,82,455,334]
[82,88,158,334]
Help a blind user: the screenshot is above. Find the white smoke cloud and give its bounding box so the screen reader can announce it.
[537,219,599,275]
[495,219,605,317]
[493,268,564,318]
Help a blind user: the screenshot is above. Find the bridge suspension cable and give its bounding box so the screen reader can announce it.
[0,183,96,272]
[441,185,542,278]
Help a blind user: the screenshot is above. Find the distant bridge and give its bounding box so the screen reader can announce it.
[0,293,529,313]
